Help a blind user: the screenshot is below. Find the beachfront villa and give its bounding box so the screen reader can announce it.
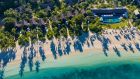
[92,8,128,24]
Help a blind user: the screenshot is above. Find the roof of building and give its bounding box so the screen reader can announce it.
[15,21,22,27]
[52,16,58,22]
[30,18,38,25]
[74,10,79,15]
[39,18,46,25]
[92,8,128,14]
[81,9,86,14]
[15,18,48,27]
[61,14,66,19]
[23,20,30,26]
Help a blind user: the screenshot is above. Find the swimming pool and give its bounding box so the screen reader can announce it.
[101,16,121,24]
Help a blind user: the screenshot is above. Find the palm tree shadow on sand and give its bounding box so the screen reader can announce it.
[100,36,111,56]
[63,40,71,55]
[78,33,89,46]
[39,46,46,61]
[128,43,135,53]
[57,41,63,56]
[73,32,90,53]
[0,49,16,67]
[114,34,121,41]
[50,41,57,59]
[113,47,121,57]
[121,43,128,51]
[103,48,108,57]
[28,45,36,72]
[73,40,83,52]
[0,49,16,79]
[19,47,27,77]
[89,34,96,46]
[135,42,140,51]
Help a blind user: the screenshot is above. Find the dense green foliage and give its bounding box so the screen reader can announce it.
[0,29,15,51]
[0,0,139,50]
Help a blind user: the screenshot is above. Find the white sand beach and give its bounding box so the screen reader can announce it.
[3,28,140,77]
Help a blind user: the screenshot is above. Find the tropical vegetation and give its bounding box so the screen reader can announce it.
[0,0,140,51]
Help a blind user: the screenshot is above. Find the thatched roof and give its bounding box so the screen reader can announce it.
[47,6,51,11]
[16,6,24,13]
[15,21,22,27]
[30,18,38,25]
[61,14,66,19]
[23,20,30,26]
[39,18,46,25]
[15,18,48,27]
[67,11,73,17]
[74,10,79,15]
[52,16,58,22]
[81,9,86,14]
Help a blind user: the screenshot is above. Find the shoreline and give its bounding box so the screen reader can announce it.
[6,48,140,79]
[4,47,140,77]
[3,29,140,77]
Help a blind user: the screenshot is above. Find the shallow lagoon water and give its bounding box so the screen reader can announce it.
[7,61,140,79]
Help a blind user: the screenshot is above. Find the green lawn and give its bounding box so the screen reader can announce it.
[102,20,129,29]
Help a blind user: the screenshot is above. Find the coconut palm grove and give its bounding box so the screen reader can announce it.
[1,0,140,79]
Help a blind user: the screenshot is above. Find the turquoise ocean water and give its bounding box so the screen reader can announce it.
[6,60,140,79]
